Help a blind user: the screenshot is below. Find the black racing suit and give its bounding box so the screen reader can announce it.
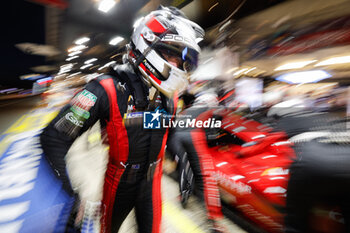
[166,107,207,206]
[167,106,223,221]
[41,64,173,233]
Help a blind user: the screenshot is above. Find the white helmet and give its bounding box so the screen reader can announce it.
[128,6,204,97]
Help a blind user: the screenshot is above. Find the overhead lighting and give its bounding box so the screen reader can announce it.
[98,0,116,13]
[60,63,74,68]
[80,64,93,70]
[219,20,232,32]
[59,63,74,74]
[109,36,124,46]
[84,58,98,64]
[58,70,70,75]
[68,45,87,53]
[106,61,116,66]
[68,51,82,56]
[225,67,238,74]
[66,56,79,61]
[98,61,116,70]
[66,72,82,78]
[59,66,71,70]
[233,68,248,76]
[81,73,103,82]
[244,67,257,74]
[275,60,317,71]
[315,56,350,66]
[58,69,71,75]
[74,37,90,45]
[276,70,331,84]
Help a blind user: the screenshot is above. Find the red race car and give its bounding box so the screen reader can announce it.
[172,108,345,233]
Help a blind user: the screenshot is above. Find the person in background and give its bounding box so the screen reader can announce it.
[167,88,225,232]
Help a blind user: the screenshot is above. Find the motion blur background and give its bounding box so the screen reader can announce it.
[3,0,350,116]
[3,0,350,233]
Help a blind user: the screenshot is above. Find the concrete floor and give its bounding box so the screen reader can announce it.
[118,175,246,233]
[0,96,41,134]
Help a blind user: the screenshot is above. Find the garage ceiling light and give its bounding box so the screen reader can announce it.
[275,60,317,71]
[225,67,238,74]
[109,36,124,46]
[80,64,93,70]
[233,68,248,76]
[315,56,350,66]
[66,56,79,61]
[74,37,90,45]
[68,51,82,56]
[244,67,257,74]
[68,45,87,53]
[98,0,116,13]
[98,61,116,70]
[84,58,97,64]
[276,70,331,84]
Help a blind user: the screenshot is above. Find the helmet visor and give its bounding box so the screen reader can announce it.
[154,42,199,72]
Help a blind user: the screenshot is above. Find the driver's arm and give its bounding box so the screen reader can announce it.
[40,80,109,195]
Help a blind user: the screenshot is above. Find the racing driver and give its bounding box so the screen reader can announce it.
[40,6,204,233]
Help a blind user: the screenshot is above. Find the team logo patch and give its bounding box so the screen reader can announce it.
[143,110,161,129]
[125,112,143,119]
[127,105,136,111]
[71,90,97,111]
[70,105,90,119]
[65,112,84,127]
